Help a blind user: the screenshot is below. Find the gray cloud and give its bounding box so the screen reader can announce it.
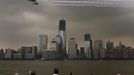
[0,0,134,49]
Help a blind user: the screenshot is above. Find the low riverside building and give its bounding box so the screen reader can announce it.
[4,48,15,59]
[13,49,23,60]
[21,46,38,60]
[25,54,35,60]
[42,50,59,60]
[41,39,60,60]
[0,49,4,60]
[13,53,23,60]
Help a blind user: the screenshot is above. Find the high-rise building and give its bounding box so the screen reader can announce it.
[94,40,105,59]
[114,42,125,59]
[59,19,67,57]
[79,47,86,59]
[48,35,63,59]
[84,33,93,59]
[68,37,77,59]
[0,49,4,60]
[54,35,65,59]
[106,41,114,50]
[105,41,114,58]
[53,35,62,51]
[38,35,48,52]
[50,40,57,51]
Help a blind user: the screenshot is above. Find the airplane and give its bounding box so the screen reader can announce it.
[28,0,38,5]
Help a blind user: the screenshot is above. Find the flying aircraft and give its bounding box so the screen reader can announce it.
[28,0,38,5]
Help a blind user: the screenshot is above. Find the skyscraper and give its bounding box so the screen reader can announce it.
[68,37,77,59]
[84,33,93,59]
[94,40,105,59]
[38,35,48,52]
[105,41,114,58]
[80,47,86,59]
[59,19,67,57]
[50,40,57,51]
[52,35,64,59]
[53,35,62,51]
[106,41,114,50]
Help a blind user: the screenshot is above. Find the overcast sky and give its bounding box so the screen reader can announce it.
[0,0,134,49]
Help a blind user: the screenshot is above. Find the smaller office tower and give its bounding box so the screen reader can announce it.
[53,35,62,51]
[94,40,105,59]
[38,35,48,52]
[105,41,114,58]
[68,37,77,59]
[84,32,93,59]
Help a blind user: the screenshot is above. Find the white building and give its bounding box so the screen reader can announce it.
[68,37,77,59]
[38,35,48,52]
[84,33,92,59]
[50,40,57,51]
[53,35,62,51]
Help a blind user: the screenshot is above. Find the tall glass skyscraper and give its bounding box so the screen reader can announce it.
[84,33,93,59]
[59,19,67,57]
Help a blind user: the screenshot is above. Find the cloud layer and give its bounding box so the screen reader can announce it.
[0,0,134,49]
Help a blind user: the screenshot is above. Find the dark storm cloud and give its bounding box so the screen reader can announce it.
[0,0,134,49]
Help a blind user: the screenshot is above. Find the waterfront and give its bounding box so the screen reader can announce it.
[0,60,134,75]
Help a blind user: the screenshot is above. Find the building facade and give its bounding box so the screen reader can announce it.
[68,37,77,59]
[84,33,93,59]
[94,40,105,59]
[59,19,67,58]
[38,35,48,52]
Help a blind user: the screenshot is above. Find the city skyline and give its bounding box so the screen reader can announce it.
[1,19,134,60]
[1,0,134,49]
[0,19,133,51]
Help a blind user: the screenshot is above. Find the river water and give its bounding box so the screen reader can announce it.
[0,60,134,75]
